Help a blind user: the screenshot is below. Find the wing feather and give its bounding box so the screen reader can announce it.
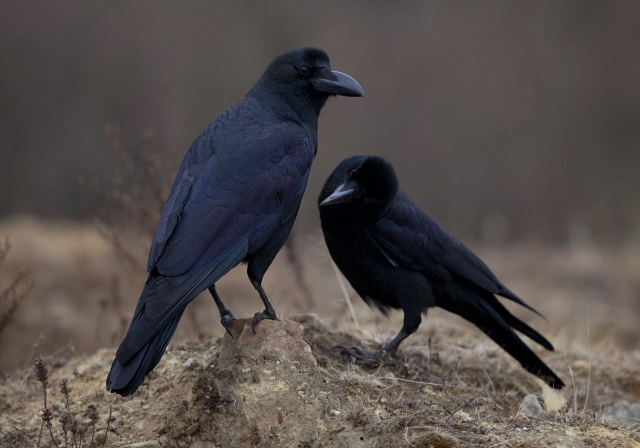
[372,191,543,316]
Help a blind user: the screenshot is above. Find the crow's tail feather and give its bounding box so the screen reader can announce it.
[476,299,564,388]
[482,294,554,351]
[438,289,564,389]
[106,243,249,396]
[106,310,184,396]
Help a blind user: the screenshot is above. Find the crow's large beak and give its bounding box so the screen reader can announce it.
[319,181,360,206]
[312,70,364,97]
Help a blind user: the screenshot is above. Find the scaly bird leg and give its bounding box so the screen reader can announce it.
[250,279,278,333]
[334,345,408,375]
[335,317,418,375]
[208,285,237,337]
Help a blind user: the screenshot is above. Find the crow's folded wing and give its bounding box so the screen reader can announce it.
[117,110,314,362]
[371,191,543,316]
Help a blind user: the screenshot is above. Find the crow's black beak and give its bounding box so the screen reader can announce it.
[312,70,364,97]
[319,181,360,206]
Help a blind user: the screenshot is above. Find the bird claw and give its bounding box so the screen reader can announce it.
[251,310,277,334]
[220,312,237,337]
[333,345,408,375]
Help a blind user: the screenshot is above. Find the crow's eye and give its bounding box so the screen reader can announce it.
[299,66,311,76]
[350,169,358,178]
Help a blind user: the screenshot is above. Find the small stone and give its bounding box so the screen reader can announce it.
[185,422,199,435]
[121,441,162,448]
[453,410,473,422]
[604,401,640,430]
[190,442,217,448]
[183,358,197,369]
[519,394,543,416]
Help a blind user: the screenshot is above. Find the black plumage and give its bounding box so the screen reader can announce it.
[107,47,363,396]
[318,155,564,389]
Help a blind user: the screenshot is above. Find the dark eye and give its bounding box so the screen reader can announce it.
[350,169,358,178]
[299,66,310,76]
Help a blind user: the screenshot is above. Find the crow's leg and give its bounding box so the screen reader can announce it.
[336,309,421,375]
[208,285,237,337]
[250,279,278,333]
[335,344,407,374]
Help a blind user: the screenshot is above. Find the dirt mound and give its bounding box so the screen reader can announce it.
[1,313,638,447]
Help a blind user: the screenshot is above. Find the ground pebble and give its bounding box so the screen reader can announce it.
[183,358,199,369]
[453,410,474,421]
[121,441,162,448]
[519,394,543,416]
[604,401,640,430]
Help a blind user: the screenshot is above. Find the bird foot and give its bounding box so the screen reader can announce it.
[251,309,278,334]
[220,312,238,337]
[334,345,408,375]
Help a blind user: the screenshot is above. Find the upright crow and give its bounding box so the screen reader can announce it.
[107,48,363,396]
[318,155,564,389]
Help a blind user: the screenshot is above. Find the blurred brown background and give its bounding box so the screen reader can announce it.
[0,2,638,374]
[2,1,640,242]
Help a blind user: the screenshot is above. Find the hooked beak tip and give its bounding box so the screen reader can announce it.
[320,183,356,206]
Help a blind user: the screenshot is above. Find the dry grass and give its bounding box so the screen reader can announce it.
[0,216,638,379]
[0,312,637,447]
[0,237,33,377]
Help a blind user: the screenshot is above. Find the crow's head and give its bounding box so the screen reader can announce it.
[249,47,363,120]
[319,155,398,222]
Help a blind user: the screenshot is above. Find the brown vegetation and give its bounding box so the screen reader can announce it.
[0,313,638,447]
[0,216,638,446]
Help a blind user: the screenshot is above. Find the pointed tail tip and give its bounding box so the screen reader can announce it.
[106,374,142,397]
[527,361,564,390]
[106,357,145,397]
[544,373,565,390]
